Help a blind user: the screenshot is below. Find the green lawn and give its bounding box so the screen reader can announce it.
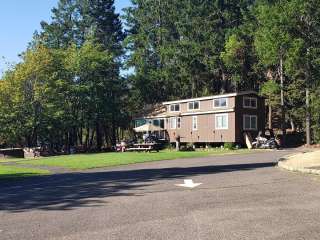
[18,149,253,170]
[0,158,26,163]
[0,164,50,180]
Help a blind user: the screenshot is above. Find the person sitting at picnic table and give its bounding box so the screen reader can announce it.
[120,140,126,152]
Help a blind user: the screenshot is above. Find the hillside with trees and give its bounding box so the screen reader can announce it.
[0,0,320,151]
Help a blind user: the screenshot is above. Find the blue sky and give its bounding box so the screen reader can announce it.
[0,0,131,75]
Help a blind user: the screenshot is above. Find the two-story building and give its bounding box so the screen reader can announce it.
[134,91,265,145]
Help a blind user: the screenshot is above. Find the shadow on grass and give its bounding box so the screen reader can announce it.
[0,161,275,212]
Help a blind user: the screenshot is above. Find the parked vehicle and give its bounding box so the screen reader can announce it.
[252,129,279,149]
[144,134,159,144]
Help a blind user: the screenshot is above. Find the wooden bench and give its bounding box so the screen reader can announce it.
[126,144,159,152]
[126,147,152,152]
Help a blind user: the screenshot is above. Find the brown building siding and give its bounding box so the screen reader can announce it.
[234,94,265,143]
[136,91,265,144]
[167,96,235,114]
[166,112,236,143]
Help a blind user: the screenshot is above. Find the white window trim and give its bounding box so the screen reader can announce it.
[177,117,181,129]
[243,97,257,109]
[170,117,177,129]
[181,108,234,116]
[187,101,201,111]
[169,104,181,112]
[243,115,258,130]
[192,116,198,131]
[213,98,228,108]
[215,113,229,130]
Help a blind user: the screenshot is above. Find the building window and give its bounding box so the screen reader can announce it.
[177,117,181,129]
[153,119,165,128]
[160,119,165,128]
[243,97,257,109]
[135,119,146,128]
[213,98,228,108]
[169,104,180,112]
[170,117,177,129]
[192,116,198,130]
[188,101,200,111]
[215,114,228,130]
[153,119,160,126]
[243,115,257,130]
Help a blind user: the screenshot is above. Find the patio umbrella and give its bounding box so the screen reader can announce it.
[133,123,163,132]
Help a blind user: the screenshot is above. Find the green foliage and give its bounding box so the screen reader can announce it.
[124,0,255,103]
[221,33,258,90]
[1,0,320,148]
[180,144,195,152]
[260,80,280,106]
[0,164,50,180]
[0,0,126,150]
[311,89,320,142]
[221,35,246,70]
[223,142,234,150]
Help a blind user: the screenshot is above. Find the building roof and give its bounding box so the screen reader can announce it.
[162,91,259,105]
[133,104,167,120]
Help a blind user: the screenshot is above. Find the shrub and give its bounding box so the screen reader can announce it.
[223,142,234,150]
[180,143,195,151]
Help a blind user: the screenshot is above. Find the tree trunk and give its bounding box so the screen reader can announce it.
[89,129,95,150]
[111,113,117,146]
[290,118,296,132]
[221,69,228,93]
[306,47,311,146]
[84,127,90,150]
[103,125,110,147]
[96,120,102,151]
[65,132,70,153]
[279,56,286,146]
[78,128,83,145]
[306,87,311,145]
[268,103,272,129]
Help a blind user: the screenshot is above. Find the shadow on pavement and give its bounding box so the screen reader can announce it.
[0,162,275,212]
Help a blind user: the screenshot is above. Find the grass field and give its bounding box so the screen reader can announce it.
[18,149,253,170]
[0,158,25,163]
[0,164,50,180]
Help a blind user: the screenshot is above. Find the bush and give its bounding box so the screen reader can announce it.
[223,142,234,150]
[163,143,174,151]
[179,143,195,151]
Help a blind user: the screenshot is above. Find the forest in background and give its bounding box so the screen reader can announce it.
[0,0,320,151]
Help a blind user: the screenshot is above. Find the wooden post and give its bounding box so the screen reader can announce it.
[175,135,180,151]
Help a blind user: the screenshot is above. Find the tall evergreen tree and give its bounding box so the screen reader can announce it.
[38,0,125,149]
[40,0,83,48]
[283,0,320,144]
[124,0,256,105]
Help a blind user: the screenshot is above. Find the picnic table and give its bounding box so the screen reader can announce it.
[126,143,160,152]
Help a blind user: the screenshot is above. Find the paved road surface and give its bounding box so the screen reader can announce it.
[1,150,320,240]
